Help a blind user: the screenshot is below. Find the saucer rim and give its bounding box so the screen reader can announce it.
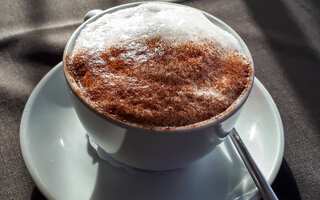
[20,62,284,200]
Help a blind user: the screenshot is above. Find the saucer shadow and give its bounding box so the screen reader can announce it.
[271,159,301,200]
[86,136,258,200]
[30,186,46,200]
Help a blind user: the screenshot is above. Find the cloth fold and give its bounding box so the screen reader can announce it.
[1,0,319,199]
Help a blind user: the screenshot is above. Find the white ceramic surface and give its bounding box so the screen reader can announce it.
[63,2,255,170]
[20,63,284,200]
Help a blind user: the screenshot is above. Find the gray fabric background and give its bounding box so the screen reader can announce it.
[1,0,319,199]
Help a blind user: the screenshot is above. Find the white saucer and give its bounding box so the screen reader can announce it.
[20,63,284,200]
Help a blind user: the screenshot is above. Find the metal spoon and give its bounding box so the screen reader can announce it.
[229,128,279,200]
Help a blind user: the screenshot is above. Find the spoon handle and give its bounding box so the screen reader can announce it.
[229,128,278,200]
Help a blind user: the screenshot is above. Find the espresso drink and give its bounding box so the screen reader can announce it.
[64,3,252,128]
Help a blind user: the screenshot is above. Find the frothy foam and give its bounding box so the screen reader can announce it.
[73,3,241,55]
[66,3,252,128]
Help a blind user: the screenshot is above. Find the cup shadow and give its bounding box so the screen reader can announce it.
[86,136,259,200]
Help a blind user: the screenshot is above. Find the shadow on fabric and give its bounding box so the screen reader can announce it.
[244,0,320,131]
[30,186,46,200]
[272,159,301,200]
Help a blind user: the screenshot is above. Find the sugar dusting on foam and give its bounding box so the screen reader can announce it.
[66,3,251,127]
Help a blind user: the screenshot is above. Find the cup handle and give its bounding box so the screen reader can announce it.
[84,9,103,22]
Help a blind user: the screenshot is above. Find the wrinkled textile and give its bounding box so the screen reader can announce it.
[1,0,319,199]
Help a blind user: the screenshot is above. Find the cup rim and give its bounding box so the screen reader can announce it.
[63,1,255,132]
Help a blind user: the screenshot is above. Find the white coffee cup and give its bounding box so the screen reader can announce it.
[63,2,254,171]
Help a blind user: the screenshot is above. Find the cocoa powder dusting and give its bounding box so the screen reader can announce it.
[65,38,251,127]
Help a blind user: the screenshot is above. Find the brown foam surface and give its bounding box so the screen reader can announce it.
[65,38,251,127]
